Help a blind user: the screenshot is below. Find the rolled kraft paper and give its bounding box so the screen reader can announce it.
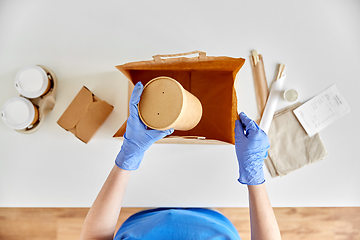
[250,55,269,118]
[259,75,286,134]
[138,76,203,131]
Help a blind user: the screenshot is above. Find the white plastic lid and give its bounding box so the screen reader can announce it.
[15,66,49,98]
[283,89,299,102]
[1,97,36,130]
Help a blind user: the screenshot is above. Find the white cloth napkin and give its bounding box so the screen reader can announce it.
[265,103,328,177]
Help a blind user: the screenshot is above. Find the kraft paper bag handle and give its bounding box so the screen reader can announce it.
[152,50,206,61]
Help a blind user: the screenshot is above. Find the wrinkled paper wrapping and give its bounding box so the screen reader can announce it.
[250,54,268,118]
[265,103,328,177]
[259,75,286,134]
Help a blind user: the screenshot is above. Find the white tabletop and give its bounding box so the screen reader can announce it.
[1,0,359,207]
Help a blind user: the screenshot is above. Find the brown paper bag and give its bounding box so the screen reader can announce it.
[113,51,245,144]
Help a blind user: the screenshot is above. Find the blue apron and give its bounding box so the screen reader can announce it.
[114,208,241,240]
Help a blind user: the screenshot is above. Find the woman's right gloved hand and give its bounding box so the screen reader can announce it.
[234,112,270,185]
[115,82,174,170]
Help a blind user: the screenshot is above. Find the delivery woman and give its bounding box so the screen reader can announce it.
[80,82,281,240]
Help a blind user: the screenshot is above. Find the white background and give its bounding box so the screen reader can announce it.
[0,0,359,207]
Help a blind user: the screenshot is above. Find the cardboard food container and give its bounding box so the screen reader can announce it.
[57,86,114,143]
[138,76,203,131]
[113,51,245,145]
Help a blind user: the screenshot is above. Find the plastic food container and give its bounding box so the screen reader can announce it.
[138,76,203,131]
[1,97,39,130]
[15,66,51,99]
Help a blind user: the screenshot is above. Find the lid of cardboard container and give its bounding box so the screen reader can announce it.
[138,76,184,130]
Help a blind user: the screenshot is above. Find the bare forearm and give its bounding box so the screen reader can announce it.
[80,165,131,240]
[248,184,281,240]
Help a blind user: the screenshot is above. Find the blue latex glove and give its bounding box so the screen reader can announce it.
[235,112,270,185]
[115,82,174,170]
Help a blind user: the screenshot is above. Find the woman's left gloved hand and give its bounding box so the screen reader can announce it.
[115,82,174,170]
[234,112,270,185]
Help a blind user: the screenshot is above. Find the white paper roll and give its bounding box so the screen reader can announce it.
[259,75,286,134]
